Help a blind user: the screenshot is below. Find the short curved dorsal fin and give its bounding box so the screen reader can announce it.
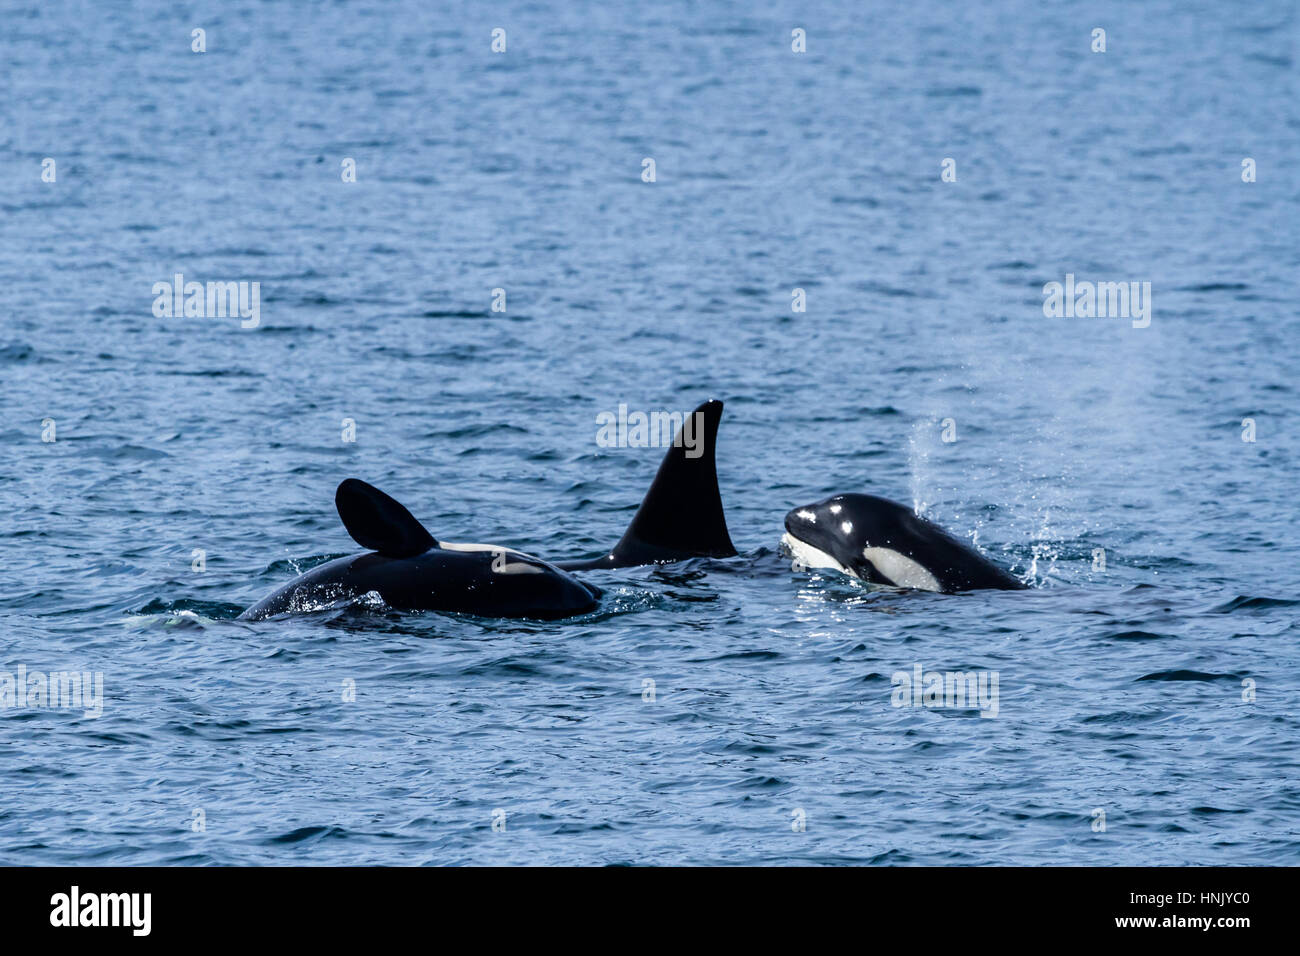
[335,479,438,558]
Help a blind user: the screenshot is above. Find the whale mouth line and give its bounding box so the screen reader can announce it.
[779,532,851,576]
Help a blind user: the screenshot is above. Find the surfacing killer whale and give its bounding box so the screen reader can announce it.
[781,493,1025,593]
[238,400,736,621]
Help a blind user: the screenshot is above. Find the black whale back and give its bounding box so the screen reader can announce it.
[885,502,1025,591]
[237,478,599,621]
[236,549,600,621]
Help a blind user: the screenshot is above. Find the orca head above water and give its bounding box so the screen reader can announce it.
[780,493,1025,593]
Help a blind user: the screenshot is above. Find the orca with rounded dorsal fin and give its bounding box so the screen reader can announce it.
[237,478,599,621]
[237,400,737,621]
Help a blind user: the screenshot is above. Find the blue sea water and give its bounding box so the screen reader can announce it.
[1,0,1298,865]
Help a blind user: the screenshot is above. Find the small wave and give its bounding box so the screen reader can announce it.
[854,280,930,299]
[1106,630,1172,641]
[266,825,349,845]
[1176,282,1249,293]
[0,343,37,363]
[1135,669,1239,682]
[160,368,265,378]
[263,553,348,576]
[129,598,245,624]
[830,195,880,207]
[457,658,549,678]
[81,444,169,461]
[868,849,914,864]
[687,649,782,663]
[1080,711,1162,724]
[121,609,211,629]
[437,422,529,439]
[1211,595,1299,613]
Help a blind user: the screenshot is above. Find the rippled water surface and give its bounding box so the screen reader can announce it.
[2,1,1298,864]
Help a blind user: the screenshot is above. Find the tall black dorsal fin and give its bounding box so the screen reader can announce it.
[335,479,438,558]
[558,399,736,570]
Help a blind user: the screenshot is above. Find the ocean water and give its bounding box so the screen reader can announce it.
[1,0,1298,865]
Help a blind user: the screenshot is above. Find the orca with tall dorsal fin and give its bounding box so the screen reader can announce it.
[556,398,736,570]
[237,400,736,621]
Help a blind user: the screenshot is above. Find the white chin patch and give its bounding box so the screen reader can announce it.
[780,533,850,575]
[861,547,942,592]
